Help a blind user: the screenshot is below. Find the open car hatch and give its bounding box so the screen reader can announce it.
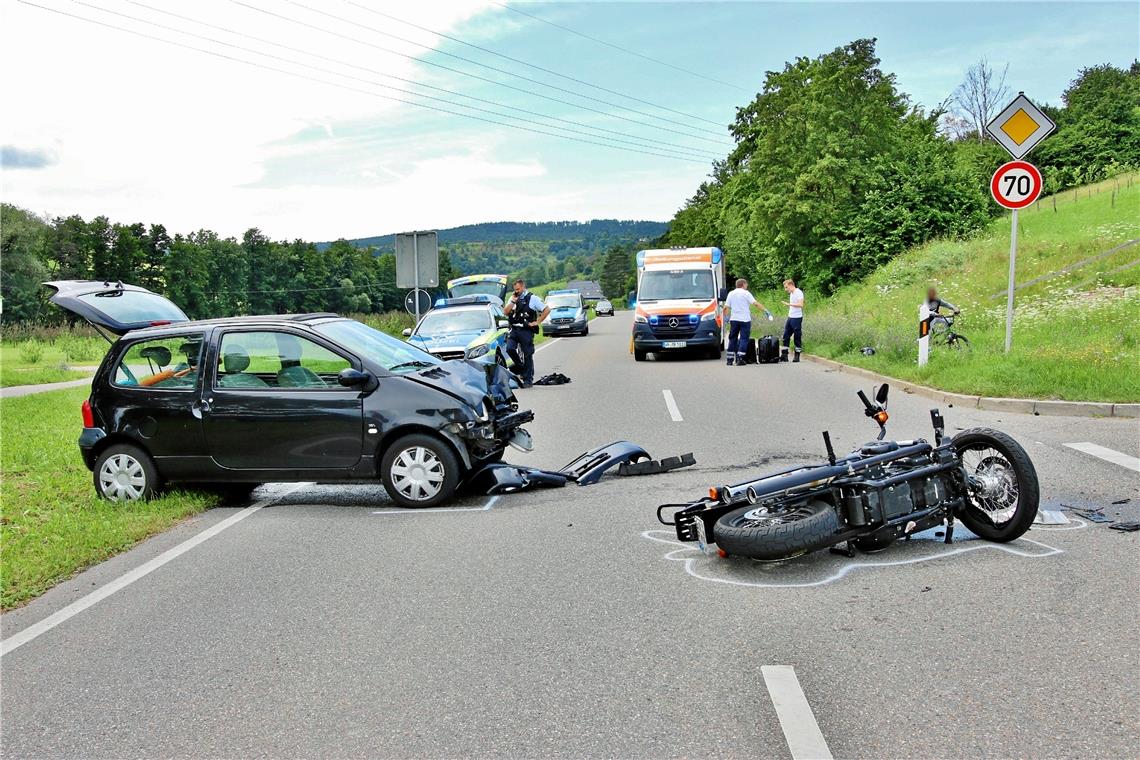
[44,280,189,338]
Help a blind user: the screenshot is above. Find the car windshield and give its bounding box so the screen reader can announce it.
[547,294,581,309]
[313,320,442,373]
[638,270,714,301]
[415,309,492,336]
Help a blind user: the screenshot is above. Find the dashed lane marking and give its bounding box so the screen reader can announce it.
[762,665,833,760]
[0,483,309,657]
[662,389,683,422]
[1063,442,1140,473]
[373,495,499,515]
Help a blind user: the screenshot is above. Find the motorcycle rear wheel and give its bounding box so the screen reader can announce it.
[952,428,1039,542]
[712,500,840,560]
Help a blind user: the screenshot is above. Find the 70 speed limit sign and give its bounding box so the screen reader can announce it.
[991,160,1043,209]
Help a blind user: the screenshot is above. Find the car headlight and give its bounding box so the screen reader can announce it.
[465,344,490,359]
[634,313,648,324]
[700,312,718,322]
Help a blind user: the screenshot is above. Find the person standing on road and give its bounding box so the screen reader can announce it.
[781,278,805,362]
[503,278,549,388]
[722,278,771,366]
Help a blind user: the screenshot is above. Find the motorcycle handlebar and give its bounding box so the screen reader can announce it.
[857,389,875,413]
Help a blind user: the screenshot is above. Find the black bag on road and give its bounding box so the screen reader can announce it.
[756,336,780,364]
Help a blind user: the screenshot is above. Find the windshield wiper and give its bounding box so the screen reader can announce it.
[389,360,438,372]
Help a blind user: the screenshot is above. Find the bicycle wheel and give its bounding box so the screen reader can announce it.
[947,333,970,350]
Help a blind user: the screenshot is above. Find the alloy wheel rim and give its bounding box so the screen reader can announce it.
[391,446,445,501]
[98,454,146,501]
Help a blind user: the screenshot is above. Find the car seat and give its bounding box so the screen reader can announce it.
[275,335,324,388]
[218,346,269,388]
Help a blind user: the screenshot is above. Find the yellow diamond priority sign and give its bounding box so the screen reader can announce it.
[987,93,1055,160]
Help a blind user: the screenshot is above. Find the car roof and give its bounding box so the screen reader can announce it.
[120,313,345,339]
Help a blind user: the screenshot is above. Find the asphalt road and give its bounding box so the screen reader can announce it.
[3,312,1138,758]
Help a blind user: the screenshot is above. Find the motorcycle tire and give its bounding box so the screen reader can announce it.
[712,500,840,560]
[952,428,1039,542]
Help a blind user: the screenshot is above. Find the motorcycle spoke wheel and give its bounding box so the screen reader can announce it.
[959,448,1020,526]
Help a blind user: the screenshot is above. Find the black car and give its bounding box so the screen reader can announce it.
[47,280,534,508]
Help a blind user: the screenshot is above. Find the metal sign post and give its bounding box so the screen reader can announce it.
[987,94,1052,354]
[396,231,439,326]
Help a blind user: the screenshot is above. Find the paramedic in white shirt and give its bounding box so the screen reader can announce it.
[781,278,805,362]
[722,278,771,366]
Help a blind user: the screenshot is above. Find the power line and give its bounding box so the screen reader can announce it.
[19,1,710,164]
[73,0,716,162]
[119,0,721,160]
[270,0,731,144]
[339,0,728,128]
[493,1,747,93]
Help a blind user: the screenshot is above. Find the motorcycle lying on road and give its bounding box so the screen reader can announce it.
[658,384,1040,560]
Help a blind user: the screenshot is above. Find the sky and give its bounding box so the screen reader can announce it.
[1,0,1137,241]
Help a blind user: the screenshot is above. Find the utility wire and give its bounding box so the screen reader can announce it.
[340,0,728,128]
[120,0,721,160]
[233,0,729,148]
[73,0,715,162]
[270,0,731,144]
[19,1,710,164]
[493,1,747,93]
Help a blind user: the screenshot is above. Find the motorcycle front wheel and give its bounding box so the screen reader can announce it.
[712,500,840,560]
[952,428,1039,542]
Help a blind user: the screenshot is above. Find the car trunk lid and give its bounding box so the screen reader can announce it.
[44,280,189,338]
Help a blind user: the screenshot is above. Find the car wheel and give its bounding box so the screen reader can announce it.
[581,325,589,336]
[381,433,461,508]
[94,443,162,502]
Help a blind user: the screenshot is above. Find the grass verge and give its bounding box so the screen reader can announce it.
[0,387,220,609]
[757,174,1140,402]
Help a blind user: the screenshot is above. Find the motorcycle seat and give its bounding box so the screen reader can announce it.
[860,441,900,455]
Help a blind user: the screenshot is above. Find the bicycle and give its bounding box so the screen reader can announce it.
[929,312,970,350]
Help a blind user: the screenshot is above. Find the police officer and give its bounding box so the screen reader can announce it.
[503,278,550,388]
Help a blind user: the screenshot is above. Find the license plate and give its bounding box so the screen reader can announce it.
[662,341,687,349]
[695,517,715,555]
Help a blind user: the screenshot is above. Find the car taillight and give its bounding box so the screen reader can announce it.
[81,399,95,428]
[149,320,171,326]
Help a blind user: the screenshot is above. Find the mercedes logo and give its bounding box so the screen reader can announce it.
[668,317,679,328]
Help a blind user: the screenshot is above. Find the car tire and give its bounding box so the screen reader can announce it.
[93,443,162,502]
[634,349,647,362]
[581,325,589,336]
[381,433,461,509]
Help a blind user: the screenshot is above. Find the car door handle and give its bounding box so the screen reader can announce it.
[193,398,211,418]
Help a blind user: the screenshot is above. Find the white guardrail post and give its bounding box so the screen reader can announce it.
[918,303,931,367]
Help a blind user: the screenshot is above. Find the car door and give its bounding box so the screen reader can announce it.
[202,328,365,471]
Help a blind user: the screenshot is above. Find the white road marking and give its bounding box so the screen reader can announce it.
[0,484,307,657]
[762,665,833,760]
[662,389,683,422]
[533,338,563,353]
[373,495,499,515]
[1063,442,1140,473]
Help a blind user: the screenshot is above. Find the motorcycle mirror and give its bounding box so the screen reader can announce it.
[875,383,890,407]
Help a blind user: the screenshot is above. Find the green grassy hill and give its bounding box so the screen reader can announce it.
[776,174,1140,402]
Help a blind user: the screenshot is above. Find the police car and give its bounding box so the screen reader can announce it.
[402,295,509,362]
[541,289,589,337]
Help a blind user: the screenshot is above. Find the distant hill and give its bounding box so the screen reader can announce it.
[318,220,667,250]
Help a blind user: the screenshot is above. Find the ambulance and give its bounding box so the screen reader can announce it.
[631,247,726,361]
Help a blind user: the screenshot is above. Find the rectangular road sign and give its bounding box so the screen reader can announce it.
[986,92,1056,160]
[395,231,439,289]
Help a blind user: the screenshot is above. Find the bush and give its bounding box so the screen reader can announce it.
[19,340,45,364]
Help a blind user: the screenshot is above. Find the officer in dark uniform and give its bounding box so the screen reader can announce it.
[503,278,550,388]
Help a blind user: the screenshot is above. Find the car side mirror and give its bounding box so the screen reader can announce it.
[497,318,509,329]
[875,383,890,407]
[338,368,371,388]
[718,287,729,302]
[401,328,412,337]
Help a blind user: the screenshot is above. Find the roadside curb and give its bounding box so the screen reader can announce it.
[803,354,1138,418]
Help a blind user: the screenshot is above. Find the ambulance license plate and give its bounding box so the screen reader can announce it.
[662,341,687,349]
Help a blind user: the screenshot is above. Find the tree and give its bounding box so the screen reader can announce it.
[599,245,634,300]
[951,57,1011,140]
[0,205,50,322]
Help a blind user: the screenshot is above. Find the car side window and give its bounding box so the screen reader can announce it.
[216,331,351,390]
[113,335,204,390]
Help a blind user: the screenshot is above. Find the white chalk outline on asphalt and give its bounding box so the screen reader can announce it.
[373,495,499,515]
[762,665,833,760]
[0,484,307,658]
[1063,442,1140,473]
[640,528,1073,589]
[662,389,683,422]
